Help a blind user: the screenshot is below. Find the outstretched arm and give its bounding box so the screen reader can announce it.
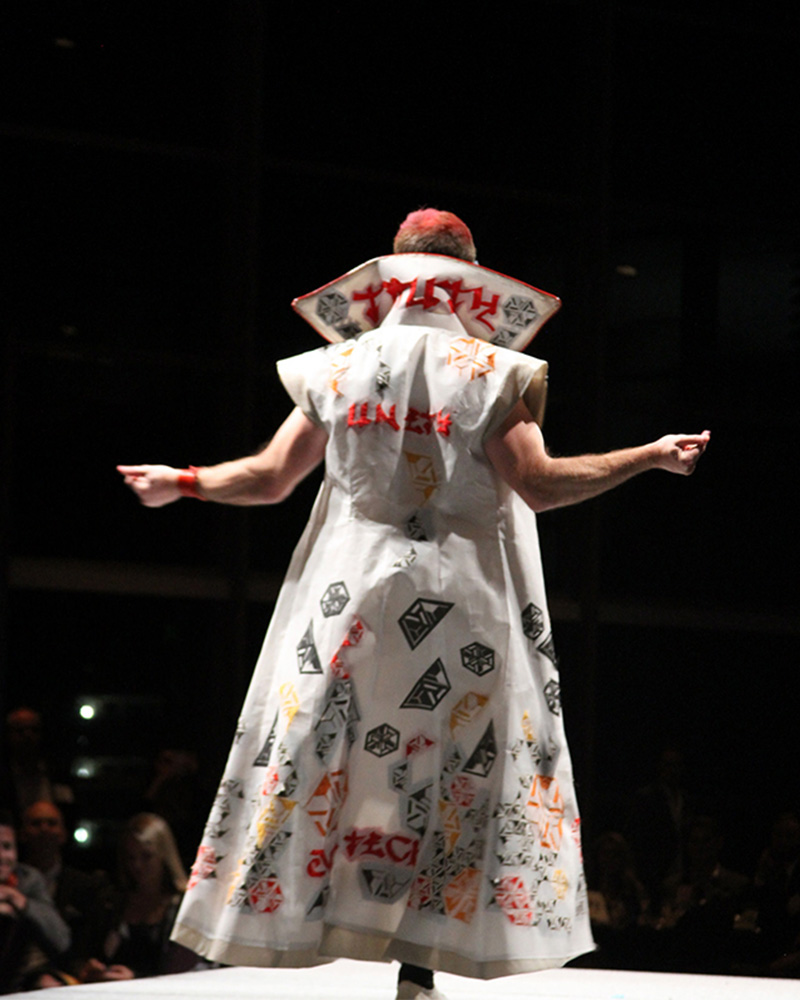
[485,400,709,513]
[117,406,327,507]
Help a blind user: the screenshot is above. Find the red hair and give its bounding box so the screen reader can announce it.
[393,209,477,262]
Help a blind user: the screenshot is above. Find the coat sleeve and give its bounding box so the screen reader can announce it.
[16,864,71,957]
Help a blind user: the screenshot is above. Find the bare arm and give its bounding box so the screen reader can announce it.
[485,400,710,513]
[117,406,327,507]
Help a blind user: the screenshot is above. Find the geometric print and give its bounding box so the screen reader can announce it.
[359,866,413,903]
[492,874,534,926]
[446,337,496,381]
[460,641,495,676]
[204,778,244,839]
[305,770,348,837]
[526,774,564,852]
[404,451,440,502]
[537,632,557,665]
[502,295,539,329]
[228,828,292,913]
[521,602,545,641]
[297,621,323,674]
[253,714,278,767]
[405,783,433,835]
[317,290,349,328]
[449,692,489,736]
[543,679,561,716]
[400,659,451,710]
[398,598,454,649]
[462,720,498,778]
[315,679,361,762]
[320,581,350,617]
[364,723,400,757]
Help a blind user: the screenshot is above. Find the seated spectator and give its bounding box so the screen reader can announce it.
[657,815,750,974]
[624,745,693,911]
[19,801,113,979]
[0,809,70,993]
[585,831,650,969]
[748,809,800,976]
[83,813,194,982]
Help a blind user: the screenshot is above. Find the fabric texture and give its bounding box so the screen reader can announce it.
[172,292,593,978]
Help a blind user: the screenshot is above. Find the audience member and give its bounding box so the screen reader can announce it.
[0,810,70,993]
[625,745,693,909]
[656,815,750,974]
[584,831,650,969]
[82,812,195,981]
[19,801,113,979]
[746,810,800,976]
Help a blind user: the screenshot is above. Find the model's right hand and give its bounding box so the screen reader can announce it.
[117,464,181,507]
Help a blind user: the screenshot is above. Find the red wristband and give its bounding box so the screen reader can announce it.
[177,466,207,500]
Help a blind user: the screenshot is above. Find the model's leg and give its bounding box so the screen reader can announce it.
[396,963,447,999]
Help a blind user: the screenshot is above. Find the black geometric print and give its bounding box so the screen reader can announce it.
[521,602,545,641]
[405,782,433,835]
[390,760,409,793]
[400,659,451,710]
[398,598,454,649]
[543,679,561,715]
[462,720,498,778]
[252,714,278,766]
[365,723,400,757]
[305,884,330,919]
[460,641,495,676]
[537,632,557,665]
[297,621,322,674]
[360,865,413,902]
[404,512,429,542]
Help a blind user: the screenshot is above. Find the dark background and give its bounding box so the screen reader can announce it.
[2,3,798,884]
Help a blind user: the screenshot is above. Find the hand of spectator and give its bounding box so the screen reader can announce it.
[81,958,136,982]
[0,883,27,913]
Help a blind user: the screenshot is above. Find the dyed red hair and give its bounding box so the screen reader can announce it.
[393,209,477,262]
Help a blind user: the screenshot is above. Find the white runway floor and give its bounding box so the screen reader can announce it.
[13,962,797,1000]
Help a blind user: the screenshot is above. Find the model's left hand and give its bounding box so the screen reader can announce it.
[652,431,710,475]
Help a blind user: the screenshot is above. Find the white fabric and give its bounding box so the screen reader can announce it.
[172,295,593,978]
[291,253,561,352]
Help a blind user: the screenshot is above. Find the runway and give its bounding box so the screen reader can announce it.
[13,962,796,1000]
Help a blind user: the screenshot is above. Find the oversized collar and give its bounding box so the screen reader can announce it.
[292,254,560,352]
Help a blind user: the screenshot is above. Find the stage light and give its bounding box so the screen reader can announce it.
[79,703,96,720]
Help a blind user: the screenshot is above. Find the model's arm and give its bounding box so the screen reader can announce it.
[117,406,327,507]
[485,400,710,513]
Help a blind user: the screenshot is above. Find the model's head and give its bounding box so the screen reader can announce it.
[119,812,186,894]
[393,208,477,262]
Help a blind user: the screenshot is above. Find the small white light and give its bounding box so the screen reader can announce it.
[79,704,95,720]
[73,827,90,844]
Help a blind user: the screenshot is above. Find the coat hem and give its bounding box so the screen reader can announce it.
[172,920,595,980]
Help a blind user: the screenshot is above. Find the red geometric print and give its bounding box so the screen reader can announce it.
[494,875,534,926]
